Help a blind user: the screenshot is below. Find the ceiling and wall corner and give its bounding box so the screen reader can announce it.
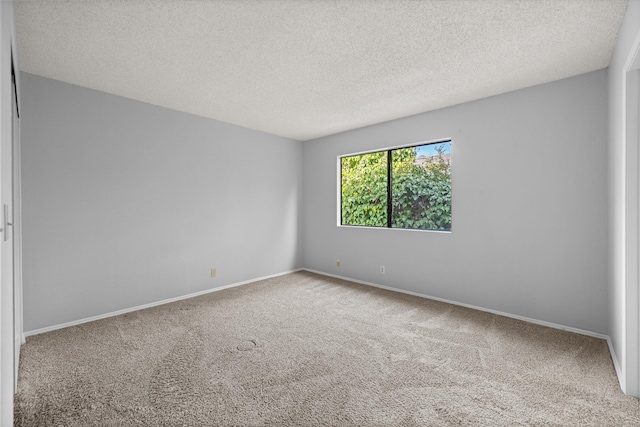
[15,0,628,141]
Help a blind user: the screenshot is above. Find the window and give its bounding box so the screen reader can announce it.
[340,140,451,231]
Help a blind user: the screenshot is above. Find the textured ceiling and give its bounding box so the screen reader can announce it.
[16,0,628,141]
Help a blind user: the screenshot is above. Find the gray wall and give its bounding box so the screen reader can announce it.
[607,0,640,397]
[302,70,609,334]
[21,72,302,332]
[21,69,610,337]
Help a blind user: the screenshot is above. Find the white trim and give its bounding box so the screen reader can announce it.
[337,224,452,234]
[22,267,623,393]
[0,2,18,424]
[12,52,21,395]
[24,269,302,337]
[619,22,640,398]
[25,266,611,341]
[337,137,452,159]
[336,154,341,226]
[623,26,640,72]
[303,268,609,340]
[607,335,624,387]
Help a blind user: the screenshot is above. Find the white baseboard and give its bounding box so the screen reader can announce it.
[606,336,625,393]
[24,268,303,338]
[24,267,623,392]
[22,267,629,398]
[303,268,610,341]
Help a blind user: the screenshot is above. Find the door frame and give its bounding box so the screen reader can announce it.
[11,54,22,393]
[0,1,20,423]
[623,28,640,398]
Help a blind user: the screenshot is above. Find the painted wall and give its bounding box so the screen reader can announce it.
[608,0,640,398]
[20,72,302,332]
[302,70,609,334]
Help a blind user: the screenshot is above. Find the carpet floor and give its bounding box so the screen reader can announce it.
[14,271,640,426]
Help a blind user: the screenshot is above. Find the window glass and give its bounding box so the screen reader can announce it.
[391,142,451,230]
[340,151,387,227]
[340,140,451,231]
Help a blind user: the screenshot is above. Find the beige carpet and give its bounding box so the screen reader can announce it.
[14,271,640,426]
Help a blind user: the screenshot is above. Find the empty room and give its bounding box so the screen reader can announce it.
[1,0,640,425]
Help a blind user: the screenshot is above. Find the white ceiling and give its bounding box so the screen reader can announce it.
[16,0,628,141]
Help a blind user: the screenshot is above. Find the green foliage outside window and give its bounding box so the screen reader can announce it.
[341,142,451,231]
[340,151,388,227]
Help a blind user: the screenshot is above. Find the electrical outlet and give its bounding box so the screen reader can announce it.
[211,268,217,277]
[336,260,341,267]
[380,266,385,274]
